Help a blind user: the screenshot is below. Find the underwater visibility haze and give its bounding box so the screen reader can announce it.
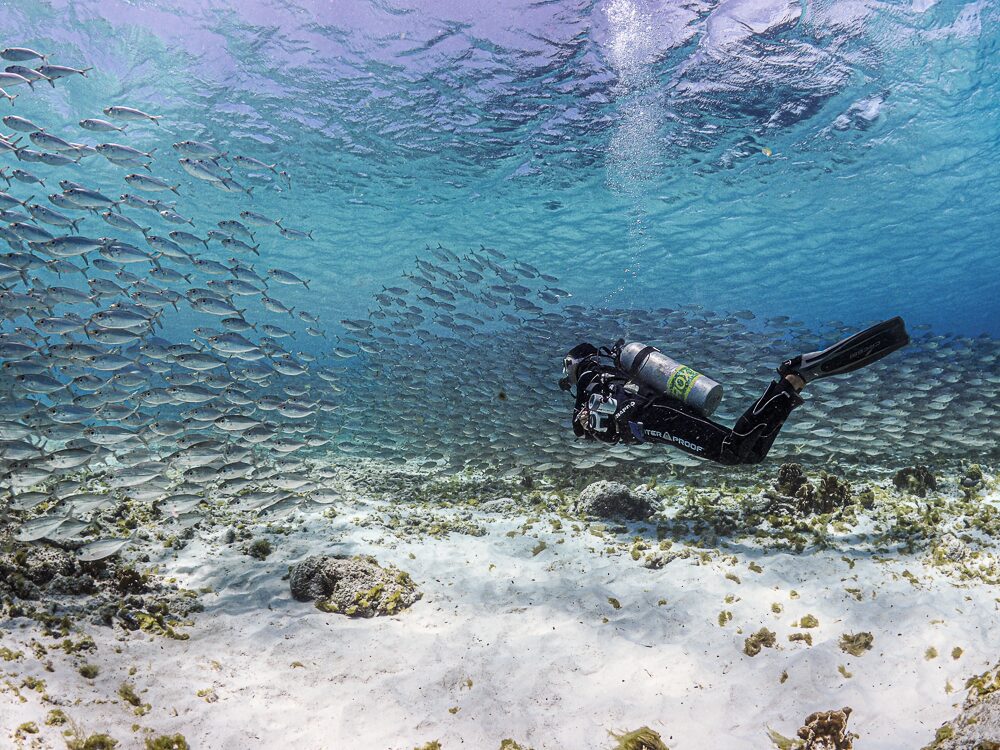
[1,0,1000,747]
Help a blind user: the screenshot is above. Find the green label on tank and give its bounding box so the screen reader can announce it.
[667,365,700,401]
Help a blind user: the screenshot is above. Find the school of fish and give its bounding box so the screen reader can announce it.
[336,249,1000,475]
[2,45,999,558]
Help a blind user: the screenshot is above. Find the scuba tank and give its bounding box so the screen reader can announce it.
[615,341,724,416]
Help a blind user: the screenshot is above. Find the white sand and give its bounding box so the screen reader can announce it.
[3,486,998,749]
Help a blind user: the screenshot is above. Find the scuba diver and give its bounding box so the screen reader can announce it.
[559,316,910,466]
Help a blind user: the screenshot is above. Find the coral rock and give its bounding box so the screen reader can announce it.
[797,707,856,750]
[289,554,421,617]
[776,463,809,496]
[893,466,937,497]
[574,481,657,520]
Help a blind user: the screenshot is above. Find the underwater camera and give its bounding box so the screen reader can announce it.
[586,393,618,433]
[616,341,724,416]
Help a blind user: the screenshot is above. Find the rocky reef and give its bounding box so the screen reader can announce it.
[922,663,1000,750]
[0,539,201,640]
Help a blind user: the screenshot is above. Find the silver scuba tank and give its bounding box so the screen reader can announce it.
[616,342,724,416]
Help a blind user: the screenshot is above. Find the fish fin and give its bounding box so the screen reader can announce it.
[26,80,33,90]
[147,147,157,156]
[170,185,179,195]
[21,194,33,206]
[251,244,259,255]
[142,227,151,236]
[150,115,161,125]
[307,230,314,240]
[47,79,54,87]
[246,186,255,198]
[275,217,283,227]
[303,280,310,290]
[142,162,152,172]
[80,67,93,76]
[268,163,277,173]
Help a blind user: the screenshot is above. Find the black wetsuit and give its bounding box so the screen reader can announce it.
[570,356,804,466]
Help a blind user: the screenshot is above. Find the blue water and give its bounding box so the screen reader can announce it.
[4,0,998,340]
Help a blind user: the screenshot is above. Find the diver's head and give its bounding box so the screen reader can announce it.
[559,342,599,391]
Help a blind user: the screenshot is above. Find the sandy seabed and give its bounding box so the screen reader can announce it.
[1,465,998,750]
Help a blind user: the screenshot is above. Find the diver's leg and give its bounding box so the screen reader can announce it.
[724,378,804,464]
[633,399,736,464]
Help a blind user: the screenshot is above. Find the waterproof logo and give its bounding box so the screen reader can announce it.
[667,365,700,401]
[643,428,705,453]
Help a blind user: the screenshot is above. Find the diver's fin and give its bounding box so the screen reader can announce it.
[779,316,910,383]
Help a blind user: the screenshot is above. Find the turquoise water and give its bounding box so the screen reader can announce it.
[1,0,999,474]
[5,0,998,333]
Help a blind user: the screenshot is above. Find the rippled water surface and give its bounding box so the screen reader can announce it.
[7,0,999,327]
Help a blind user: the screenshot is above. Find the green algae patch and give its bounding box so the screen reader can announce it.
[607,597,622,610]
[0,646,24,661]
[765,727,799,750]
[246,538,273,560]
[413,743,442,750]
[839,632,873,657]
[145,735,189,750]
[798,614,819,628]
[965,665,1000,699]
[117,682,151,716]
[925,646,939,661]
[45,708,68,726]
[16,722,39,735]
[951,646,963,660]
[744,628,777,657]
[135,611,190,640]
[609,726,670,750]
[531,541,547,557]
[499,741,534,750]
[789,633,813,647]
[79,663,100,679]
[66,734,118,750]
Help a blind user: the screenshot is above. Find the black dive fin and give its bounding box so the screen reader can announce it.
[779,316,910,383]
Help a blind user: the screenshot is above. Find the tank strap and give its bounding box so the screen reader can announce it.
[627,345,658,377]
